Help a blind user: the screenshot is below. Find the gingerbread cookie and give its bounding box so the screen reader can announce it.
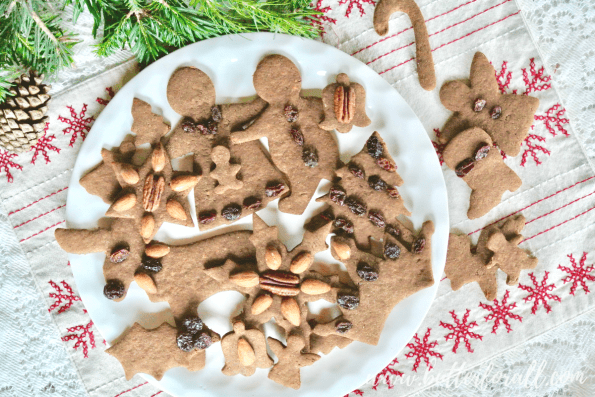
[443,127,521,219]
[373,0,436,91]
[231,54,340,215]
[267,335,320,390]
[319,73,371,133]
[439,52,539,156]
[476,214,525,264]
[164,66,289,229]
[487,230,537,285]
[220,320,273,377]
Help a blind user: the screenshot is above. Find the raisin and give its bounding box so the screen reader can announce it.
[337,293,359,310]
[490,106,502,119]
[289,128,304,146]
[329,186,346,206]
[211,106,222,122]
[198,210,217,224]
[474,98,487,112]
[368,175,387,191]
[348,163,365,179]
[196,124,210,135]
[384,242,401,259]
[336,320,353,334]
[181,118,196,133]
[302,146,319,168]
[141,255,163,273]
[368,210,385,228]
[103,279,125,300]
[385,224,400,238]
[366,135,383,159]
[357,262,379,281]
[265,182,285,197]
[474,144,491,161]
[182,316,203,334]
[109,246,129,263]
[387,186,400,199]
[221,203,241,221]
[207,120,218,135]
[284,104,298,122]
[345,197,366,216]
[376,157,396,172]
[243,196,262,211]
[177,332,195,352]
[413,237,426,254]
[319,210,335,221]
[455,158,475,177]
[334,218,354,234]
[194,332,213,350]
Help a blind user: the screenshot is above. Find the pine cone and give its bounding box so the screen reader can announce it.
[0,71,51,153]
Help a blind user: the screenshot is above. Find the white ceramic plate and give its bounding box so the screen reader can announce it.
[65,33,448,397]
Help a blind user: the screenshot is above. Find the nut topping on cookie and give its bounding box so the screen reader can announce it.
[300,279,331,295]
[289,252,313,274]
[145,243,170,258]
[118,164,140,184]
[265,246,282,270]
[112,193,137,212]
[280,297,301,326]
[166,199,188,220]
[142,174,165,212]
[140,214,155,241]
[230,271,260,288]
[259,271,300,296]
[331,240,351,260]
[237,338,256,366]
[151,143,166,172]
[170,175,200,192]
[251,294,273,315]
[334,85,356,124]
[134,272,157,294]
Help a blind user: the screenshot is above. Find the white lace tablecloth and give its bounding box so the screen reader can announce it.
[0,1,593,396]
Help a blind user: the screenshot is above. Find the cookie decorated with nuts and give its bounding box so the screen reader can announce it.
[319,73,371,133]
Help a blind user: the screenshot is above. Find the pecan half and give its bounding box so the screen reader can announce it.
[142,174,165,212]
[334,85,356,124]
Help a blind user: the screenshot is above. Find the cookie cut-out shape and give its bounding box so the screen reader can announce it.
[487,231,538,285]
[267,335,320,390]
[221,321,273,376]
[438,52,539,156]
[209,146,243,194]
[476,214,526,264]
[319,74,371,133]
[373,0,436,91]
[443,127,521,219]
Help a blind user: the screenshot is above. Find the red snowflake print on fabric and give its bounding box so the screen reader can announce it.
[520,132,550,167]
[405,328,443,372]
[62,319,96,358]
[494,60,514,94]
[48,280,81,314]
[534,103,569,137]
[96,86,115,106]
[439,309,483,353]
[306,0,337,35]
[58,104,94,147]
[558,252,595,296]
[339,0,376,18]
[432,128,445,166]
[518,271,561,314]
[30,124,60,165]
[343,390,364,397]
[522,58,551,96]
[478,290,522,334]
[372,357,403,390]
[0,150,23,182]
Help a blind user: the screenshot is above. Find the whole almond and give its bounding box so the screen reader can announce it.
[300,279,331,295]
[140,214,155,241]
[290,252,313,274]
[134,273,157,294]
[170,175,199,192]
[281,297,301,326]
[237,338,256,366]
[251,294,273,315]
[117,163,139,184]
[145,243,170,258]
[230,271,259,288]
[112,193,136,212]
[265,246,282,270]
[166,199,187,220]
[152,143,166,172]
[331,240,351,260]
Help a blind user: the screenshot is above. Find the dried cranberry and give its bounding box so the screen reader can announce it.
[490,106,502,119]
[265,182,285,197]
[177,332,195,352]
[336,320,353,334]
[474,144,491,161]
[289,128,304,146]
[366,135,383,159]
[221,204,241,221]
[141,255,163,273]
[181,118,196,133]
[302,146,319,168]
[199,210,217,224]
[368,175,387,191]
[474,98,486,112]
[329,186,346,206]
[183,316,203,334]
[413,237,426,254]
[368,210,385,228]
[357,262,378,281]
[194,332,212,350]
[334,218,354,234]
[207,120,218,135]
[103,279,125,300]
[284,104,298,122]
[387,186,400,199]
[243,196,262,211]
[376,157,396,172]
[455,158,475,177]
[348,163,364,179]
[345,197,366,216]
[196,124,210,135]
[211,106,222,122]
[337,293,359,310]
[109,246,129,263]
[384,242,401,259]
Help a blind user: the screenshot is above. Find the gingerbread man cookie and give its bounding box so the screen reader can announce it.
[209,146,243,194]
[267,335,320,389]
[220,320,273,377]
[319,73,371,133]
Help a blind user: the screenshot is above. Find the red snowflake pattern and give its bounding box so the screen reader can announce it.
[478,290,522,334]
[404,328,443,372]
[558,252,595,296]
[432,128,445,166]
[0,150,23,182]
[439,309,483,353]
[520,132,550,167]
[522,58,552,96]
[343,390,364,397]
[307,0,337,34]
[518,271,561,314]
[30,124,60,165]
[494,60,514,94]
[48,280,81,314]
[62,319,96,358]
[340,0,375,18]
[372,357,403,390]
[534,103,569,137]
[58,104,94,147]
[96,86,115,106]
